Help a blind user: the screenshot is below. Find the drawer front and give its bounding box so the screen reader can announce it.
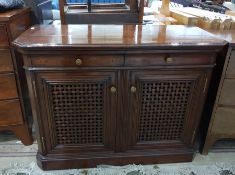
[125,53,215,66]
[0,49,14,72]
[0,74,18,100]
[31,55,124,67]
[211,107,235,135]
[219,79,235,106]
[226,51,235,77]
[9,12,30,39]
[0,100,23,126]
[0,25,9,47]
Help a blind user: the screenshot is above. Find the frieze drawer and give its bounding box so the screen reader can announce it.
[31,55,124,67]
[125,53,216,66]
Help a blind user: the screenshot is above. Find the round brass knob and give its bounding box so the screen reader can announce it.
[75,58,82,66]
[110,86,117,93]
[165,57,173,63]
[130,86,137,93]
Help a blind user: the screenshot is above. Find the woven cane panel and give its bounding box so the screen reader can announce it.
[50,83,104,145]
[138,81,192,141]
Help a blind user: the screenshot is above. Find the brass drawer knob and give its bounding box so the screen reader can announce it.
[130,86,137,93]
[75,58,82,66]
[110,86,117,93]
[165,57,173,63]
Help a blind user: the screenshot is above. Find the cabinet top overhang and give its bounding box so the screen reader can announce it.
[13,24,227,53]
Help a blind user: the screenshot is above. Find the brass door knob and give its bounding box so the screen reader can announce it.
[130,86,137,93]
[165,57,173,63]
[110,86,117,93]
[75,58,82,66]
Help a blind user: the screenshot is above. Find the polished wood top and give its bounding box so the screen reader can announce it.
[206,30,235,47]
[13,24,226,52]
[0,8,30,22]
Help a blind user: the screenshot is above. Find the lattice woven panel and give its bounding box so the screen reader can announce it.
[138,81,192,141]
[50,83,104,145]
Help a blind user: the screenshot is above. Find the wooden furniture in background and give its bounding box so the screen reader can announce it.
[159,0,170,16]
[0,8,33,145]
[226,10,235,16]
[59,0,144,24]
[174,8,231,30]
[203,30,235,154]
[155,5,235,30]
[13,24,225,170]
[170,9,198,25]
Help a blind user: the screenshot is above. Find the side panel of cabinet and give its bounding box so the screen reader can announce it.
[119,69,209,151]
[34,70,118,155]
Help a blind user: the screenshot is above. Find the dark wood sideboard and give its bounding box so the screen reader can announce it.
[203,30,235,154]
[0,8,33,145]
[13,25,226,170]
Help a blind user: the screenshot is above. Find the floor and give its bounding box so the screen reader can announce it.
[0,132,235,175]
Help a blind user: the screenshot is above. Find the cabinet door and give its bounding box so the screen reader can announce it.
[124,69,209,151]
[34,71,118,155]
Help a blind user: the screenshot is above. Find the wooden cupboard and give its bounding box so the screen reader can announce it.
[13,24,226,170]
[202,30,235,153]
[0,8,33,145]
[203,51,235,154]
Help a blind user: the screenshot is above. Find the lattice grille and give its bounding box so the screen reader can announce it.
[50,83,104,145]
[138,81,192,141]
